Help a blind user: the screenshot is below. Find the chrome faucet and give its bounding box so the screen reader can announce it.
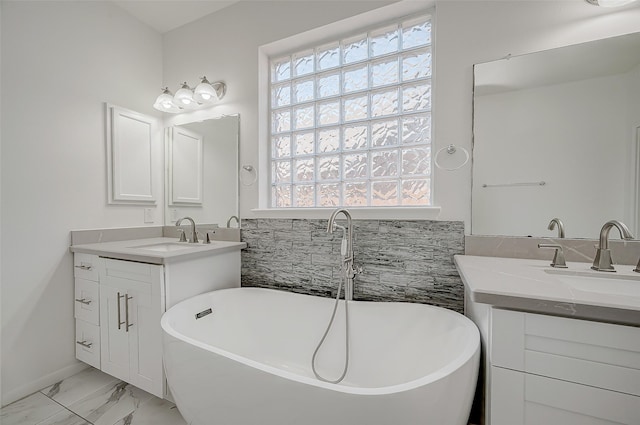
[538,244,567,268]
[591,220,634,272]
[226,215,240,228]
[176,216,199,243]
[547,218,565,238]
[327,208,357,301]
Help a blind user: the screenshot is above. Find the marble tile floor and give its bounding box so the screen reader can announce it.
[1,367,187,425]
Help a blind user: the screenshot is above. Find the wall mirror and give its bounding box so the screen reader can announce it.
[164,114,239,227]
[472,32,640,239]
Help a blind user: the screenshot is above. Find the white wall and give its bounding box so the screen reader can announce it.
[435,0,640,229]
[162,0,398,219]
[0,1,163,405]
[163,0,640,227]
[630,63,640,234]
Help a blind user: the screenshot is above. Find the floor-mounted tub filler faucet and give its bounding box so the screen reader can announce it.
[176,216,198,243]
[327,208,358,301]
[312,208,360,385]
[591,220,634,272]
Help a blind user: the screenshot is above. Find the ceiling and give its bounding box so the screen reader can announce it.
[112,1,240,34]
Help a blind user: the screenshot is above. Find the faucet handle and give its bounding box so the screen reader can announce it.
[202,230,216,244]
[538,243,568,268]
[177,229,187,242]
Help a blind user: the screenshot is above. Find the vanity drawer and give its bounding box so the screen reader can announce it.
[491,308,640,396]
[491,366,640,425]
[102,258,158,285]
[74,253,99,282]
[75,320,100,369]
[74,278,99,325]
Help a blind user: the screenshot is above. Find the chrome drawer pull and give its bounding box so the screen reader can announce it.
[117,292,125,330]
[75,298,92,305]
[125,295,134,332]
[76,340,93,349]
[74,265,93,271]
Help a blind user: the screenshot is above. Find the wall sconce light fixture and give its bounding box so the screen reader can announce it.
[585,0,638,6]
[154,77,226,113]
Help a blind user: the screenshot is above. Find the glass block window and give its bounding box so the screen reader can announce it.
[270,15,432,208]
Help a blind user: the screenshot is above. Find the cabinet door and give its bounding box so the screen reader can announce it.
[99,285,130,382]
[127,286,163,397]
[100,259,165,398]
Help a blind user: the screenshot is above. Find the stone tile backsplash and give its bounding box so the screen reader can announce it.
[241,219,465,313]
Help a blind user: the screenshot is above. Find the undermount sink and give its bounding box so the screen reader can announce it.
[130,242,205,252]
[545,269,640,297]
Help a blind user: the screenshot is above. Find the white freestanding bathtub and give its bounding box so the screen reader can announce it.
[161,287,480,425]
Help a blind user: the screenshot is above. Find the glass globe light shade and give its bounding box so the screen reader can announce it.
[174,82,198,109]
[194,77,217,104]
[153,88,180,113]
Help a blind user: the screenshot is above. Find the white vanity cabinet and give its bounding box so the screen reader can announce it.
[488,309,640,425]
[72,239,244,399]
[455,255,640,425]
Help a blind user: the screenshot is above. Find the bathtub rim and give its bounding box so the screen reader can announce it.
[161,287,480,396]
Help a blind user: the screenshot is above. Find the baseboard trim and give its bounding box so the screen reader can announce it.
[2,362,89,407]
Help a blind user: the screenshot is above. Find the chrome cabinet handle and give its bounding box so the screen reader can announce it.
[117,292,125,330]
[75,298,92,305]
[125,295,133,332]
[76,340,93,349]
[74,265,93,271]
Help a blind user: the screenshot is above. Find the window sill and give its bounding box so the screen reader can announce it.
[250,207,441,220]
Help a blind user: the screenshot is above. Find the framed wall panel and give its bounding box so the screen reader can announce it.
[106,104,157,204]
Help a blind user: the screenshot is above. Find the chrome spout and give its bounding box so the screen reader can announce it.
[547,218,565,238]
[176,216,199,243]
[226,215,239,228]
[538,243,567,268]
[591,220,633,272]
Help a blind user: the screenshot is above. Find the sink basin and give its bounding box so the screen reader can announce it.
[545,269,640,297]
[130,242,204,252]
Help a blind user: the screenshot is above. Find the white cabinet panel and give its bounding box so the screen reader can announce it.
[75,320,100,369]
[491,366,640,425]
[128,287,162,395]
[491,309,640,396]
[106,104,158,204]
[100,285,131,383]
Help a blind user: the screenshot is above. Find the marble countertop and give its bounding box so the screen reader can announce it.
[70,237,246,265]
[455,255,640,326]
